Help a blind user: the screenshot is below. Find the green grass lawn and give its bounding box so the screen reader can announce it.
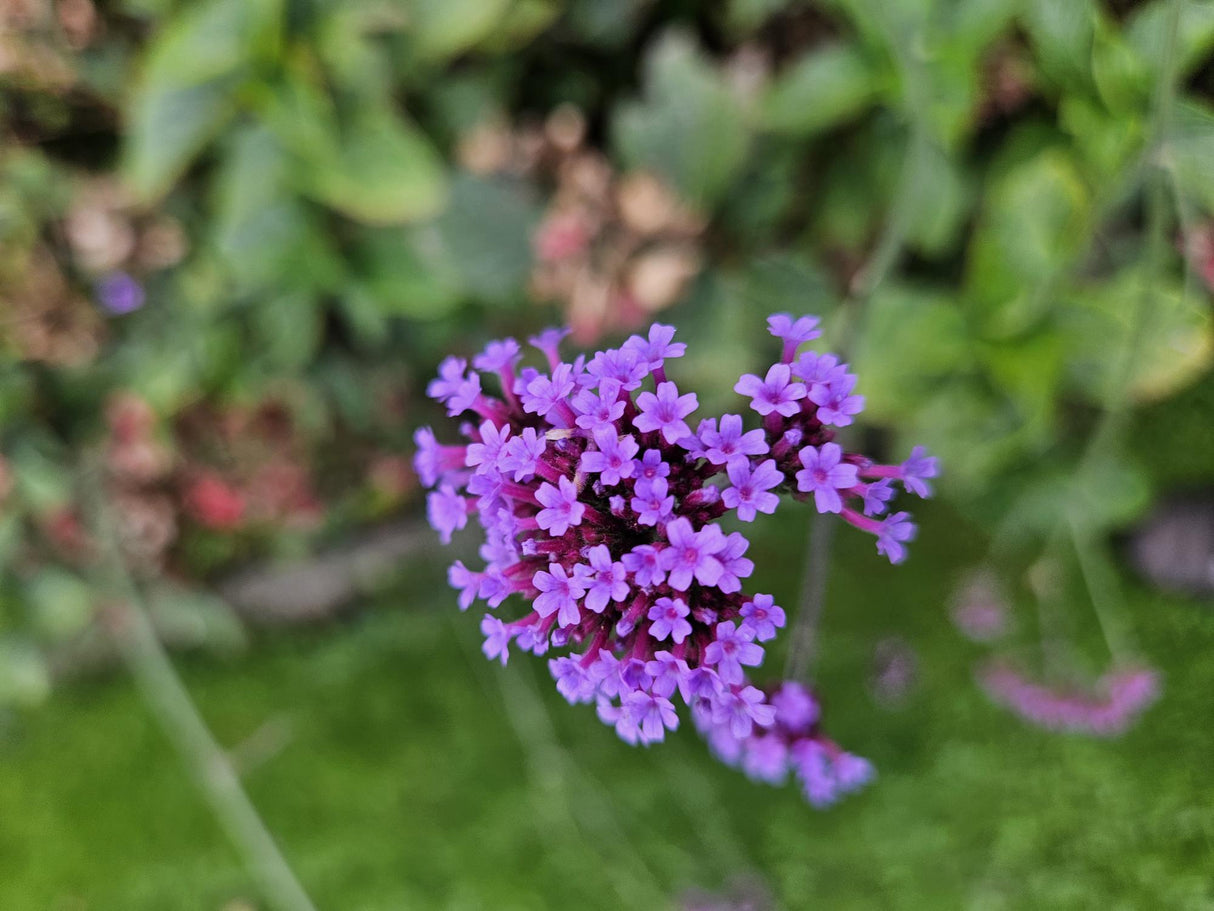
[1,502,1213,910]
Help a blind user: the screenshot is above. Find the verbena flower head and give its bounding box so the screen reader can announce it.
[415,316,933,806]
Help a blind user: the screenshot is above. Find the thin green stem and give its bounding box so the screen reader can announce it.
[84,467,317,911]
[1068,518,1136,663]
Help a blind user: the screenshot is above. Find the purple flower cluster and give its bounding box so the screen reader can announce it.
[415,315,934,804]
[696,681,874,808]
[979,661,1161,737]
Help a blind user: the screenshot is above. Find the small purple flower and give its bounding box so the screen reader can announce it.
[661,518,726,591]
[791,351,847,385]
[795,443,858,514]
[743,734,790,784]
[427,484,468,543]
[734,364,807,417]
[481,615,512,665]
[427,357,470,406]
[861,478,895,516]
[703,622,764,685]
[499,427,547,481]
[96,271,145,315]
[635,449,670,482]
[549,656,594,704]
[535,475,585,536]
[580,544,630,613]
[465,420,511,470]
[900,446,938,497]
[739,594,785,642]
[713,685,776,739]
[522,364,577,420]
[647,596,692,644]
[533,563,586,627]
[623,323,686,368]
[631,476,675,527]
[721,458,782,522]
[700,414,769,467]
[528,327,570,369]
[634,381,698,444]
[579,426,639,486]
[573,380,626,432]
[448,560,481,610]
[645,651,688,698]
[808,372,864,426]
[771,682,820,731]
[768,313,821,362]
[876,511,916,564]
[716,531,754,594]
[621,544,666,587]
[473,338,521,373]
[624,690,679,744]
[586,347,648,391]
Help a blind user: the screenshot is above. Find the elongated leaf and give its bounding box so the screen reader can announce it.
[760,43,882,136]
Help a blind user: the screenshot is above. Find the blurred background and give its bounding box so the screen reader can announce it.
[2,0,1214,907]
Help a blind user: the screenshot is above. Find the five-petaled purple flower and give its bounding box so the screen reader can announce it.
[634,381,698,444]
[796,443,858,514]
[734,364,807,417]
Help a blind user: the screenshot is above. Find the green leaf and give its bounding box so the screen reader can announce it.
[354,224,465,319]
[248,294,324,370]
[0,638,50,708]
[295,105,448,225]
[1091,20,1150,115]
[212,126,342,291]
[1059,268,1214,405]
[402,0,512,61]
[978,328,1065,440]
[1127,1,1214,86]
[903,143,971,255]
[1020,0,1098,94]
[613,31,750,207]
[433,174,540,304]
[122,0,276,199]
[25,569,94,641]
[124,78,241,201]
[964,148,1091,337]
[851,283,970,423]
[1167,100,1214,214]
[760,43,883,136]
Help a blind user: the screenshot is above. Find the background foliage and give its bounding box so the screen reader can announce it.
[2,0,1213,907]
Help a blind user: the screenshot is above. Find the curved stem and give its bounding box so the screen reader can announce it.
[84,465,317,911]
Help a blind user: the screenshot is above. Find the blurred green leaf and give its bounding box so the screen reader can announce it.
[296,106,448,225]
[1058,95,1143,180]
[10,443,72,514]
[760,42,883,136]
[402,0,512,61]
[1060,268,1214,405]
[965,148,1091,337]
[123,0,277,199]
[355,225,464,319]
[852,283,970,422]
[125,79,241,201]
[248,294,324,370]
[0,638,50,708]
[1166,100,1214,214]
[25,569,94,641]
[433,174,540,304]
[1091,20,1150,115]
[1020,0,1098,94]
[478,0,562,53]
[903,143,971,255]
[614,31,750,207]
[212,126,342,292]
[1127,1,1214,85]
[978,328,1064,439]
